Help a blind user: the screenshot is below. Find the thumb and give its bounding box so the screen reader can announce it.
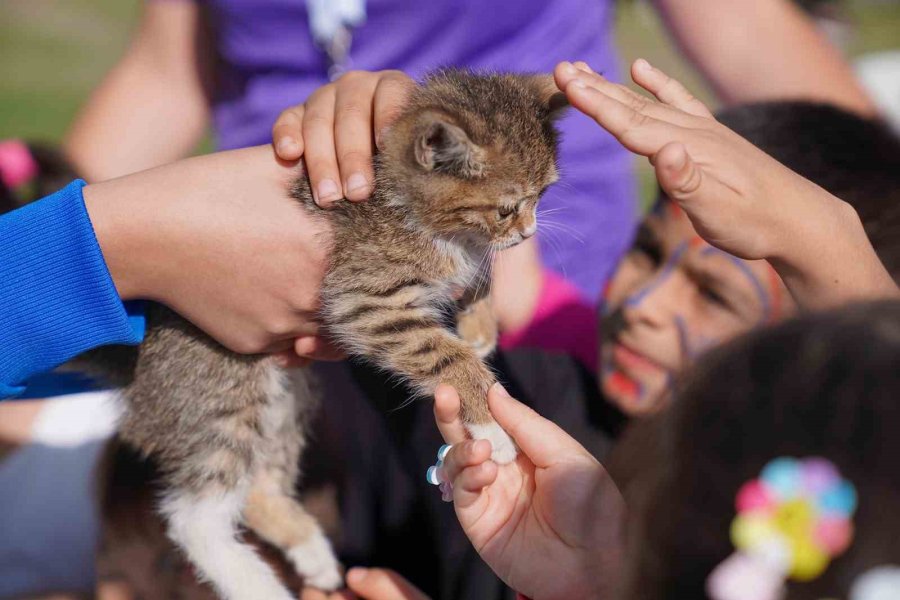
[488,384,592,468]
[654,142,704,203]
[345,568,431,600]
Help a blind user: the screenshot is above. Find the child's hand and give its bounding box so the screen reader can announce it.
[272,71,415,206]
[556,60,898,307]
[300,567,430,600]
[433,384,624,600]
[83,145,342,360]
[556,59,824,262]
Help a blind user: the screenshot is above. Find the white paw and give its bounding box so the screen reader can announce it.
[287,532,343,591]
[466,421,518,464]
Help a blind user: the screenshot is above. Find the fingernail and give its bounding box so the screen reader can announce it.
[277,137,298,155]
[492,382,511,398]
[317,178,341,203]
[346,568,367,584]
[346,172,370,195]
[561,62,578,77]
[574,62,593,73]
[635,58,652,72]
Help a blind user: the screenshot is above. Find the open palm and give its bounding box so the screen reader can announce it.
[434,384,624,600]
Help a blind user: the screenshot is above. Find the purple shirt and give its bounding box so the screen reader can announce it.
[201,0,637,299]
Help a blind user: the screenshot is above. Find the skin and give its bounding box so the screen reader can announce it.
[82,145,338,361]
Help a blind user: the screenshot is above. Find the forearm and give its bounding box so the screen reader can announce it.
[652,0,876,115]
[63,2,211,181]
[770,190,898,310]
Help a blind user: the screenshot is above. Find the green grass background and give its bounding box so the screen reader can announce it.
[1,0,898,204]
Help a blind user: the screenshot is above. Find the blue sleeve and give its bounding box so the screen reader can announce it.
[0,180,145,398]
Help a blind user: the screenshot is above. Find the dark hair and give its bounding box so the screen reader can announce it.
[714,102,900,277]
[617,300,900,599]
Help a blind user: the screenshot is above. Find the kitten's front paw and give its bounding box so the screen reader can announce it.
[457,306,498,359]
[466,421,518,464]
[287,531,343,591]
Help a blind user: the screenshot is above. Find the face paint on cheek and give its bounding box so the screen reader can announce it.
[624,241,689,309]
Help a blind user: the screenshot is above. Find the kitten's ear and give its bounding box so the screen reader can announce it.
[414,113,485,177]
[528,75,569,120]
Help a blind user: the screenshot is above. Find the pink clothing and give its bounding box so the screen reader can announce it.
[500,270,599,371]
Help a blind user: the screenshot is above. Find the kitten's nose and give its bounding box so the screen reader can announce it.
[521,223,537,239]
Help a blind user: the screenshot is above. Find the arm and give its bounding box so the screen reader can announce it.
[63,1,212,181]
[652,0,876,115]
[555,60,898,310]
[1,146,334,398]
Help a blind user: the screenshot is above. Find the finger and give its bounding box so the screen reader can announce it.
[302,85,344,207]
[654,141,725,207]
[454,461,499,508]
[294,336,346,362]
[561,79,679,158]
[333,72,379,201]
[555,61,695,128]
[631,59,713,118]
[273,105,306,160]
[433,384,468,444]
[441,439,492,482]
[488,384,592,468]
[345,567,431,600]
[372,71,415,150]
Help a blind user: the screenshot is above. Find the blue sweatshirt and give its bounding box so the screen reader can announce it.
[0,180,145,398]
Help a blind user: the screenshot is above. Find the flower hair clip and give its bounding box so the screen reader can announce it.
[707,457,858,600]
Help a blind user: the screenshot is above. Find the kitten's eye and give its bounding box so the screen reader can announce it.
[497,206,515,219]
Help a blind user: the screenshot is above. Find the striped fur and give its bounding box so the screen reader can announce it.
[294,69,565,451]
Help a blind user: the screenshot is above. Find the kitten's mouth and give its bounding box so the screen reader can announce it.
[496,230,534,250]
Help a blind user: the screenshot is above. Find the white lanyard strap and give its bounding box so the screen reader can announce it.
[306,0,367,80]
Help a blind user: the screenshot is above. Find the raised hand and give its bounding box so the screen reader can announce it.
[272,70,415,206]
[433,384,624,600]
[554,59,897,308]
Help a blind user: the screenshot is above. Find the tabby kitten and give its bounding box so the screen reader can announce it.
[297,69,566,462]
[91,69,564,600]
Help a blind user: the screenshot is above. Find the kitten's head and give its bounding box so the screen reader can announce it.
[379,69,567,249]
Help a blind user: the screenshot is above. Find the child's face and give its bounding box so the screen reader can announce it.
[598,200,794,415]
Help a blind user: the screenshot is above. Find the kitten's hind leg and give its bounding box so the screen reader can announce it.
[161,485,295,600]
[244,470,343,591]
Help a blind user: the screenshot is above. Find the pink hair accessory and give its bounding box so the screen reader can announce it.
[0,140,38,189]
[708,457,857,600]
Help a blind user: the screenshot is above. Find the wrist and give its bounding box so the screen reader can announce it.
[82,179,160,301]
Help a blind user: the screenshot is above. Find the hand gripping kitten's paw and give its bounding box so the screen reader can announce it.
[466,421,518,464]
[287,531,344,591]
